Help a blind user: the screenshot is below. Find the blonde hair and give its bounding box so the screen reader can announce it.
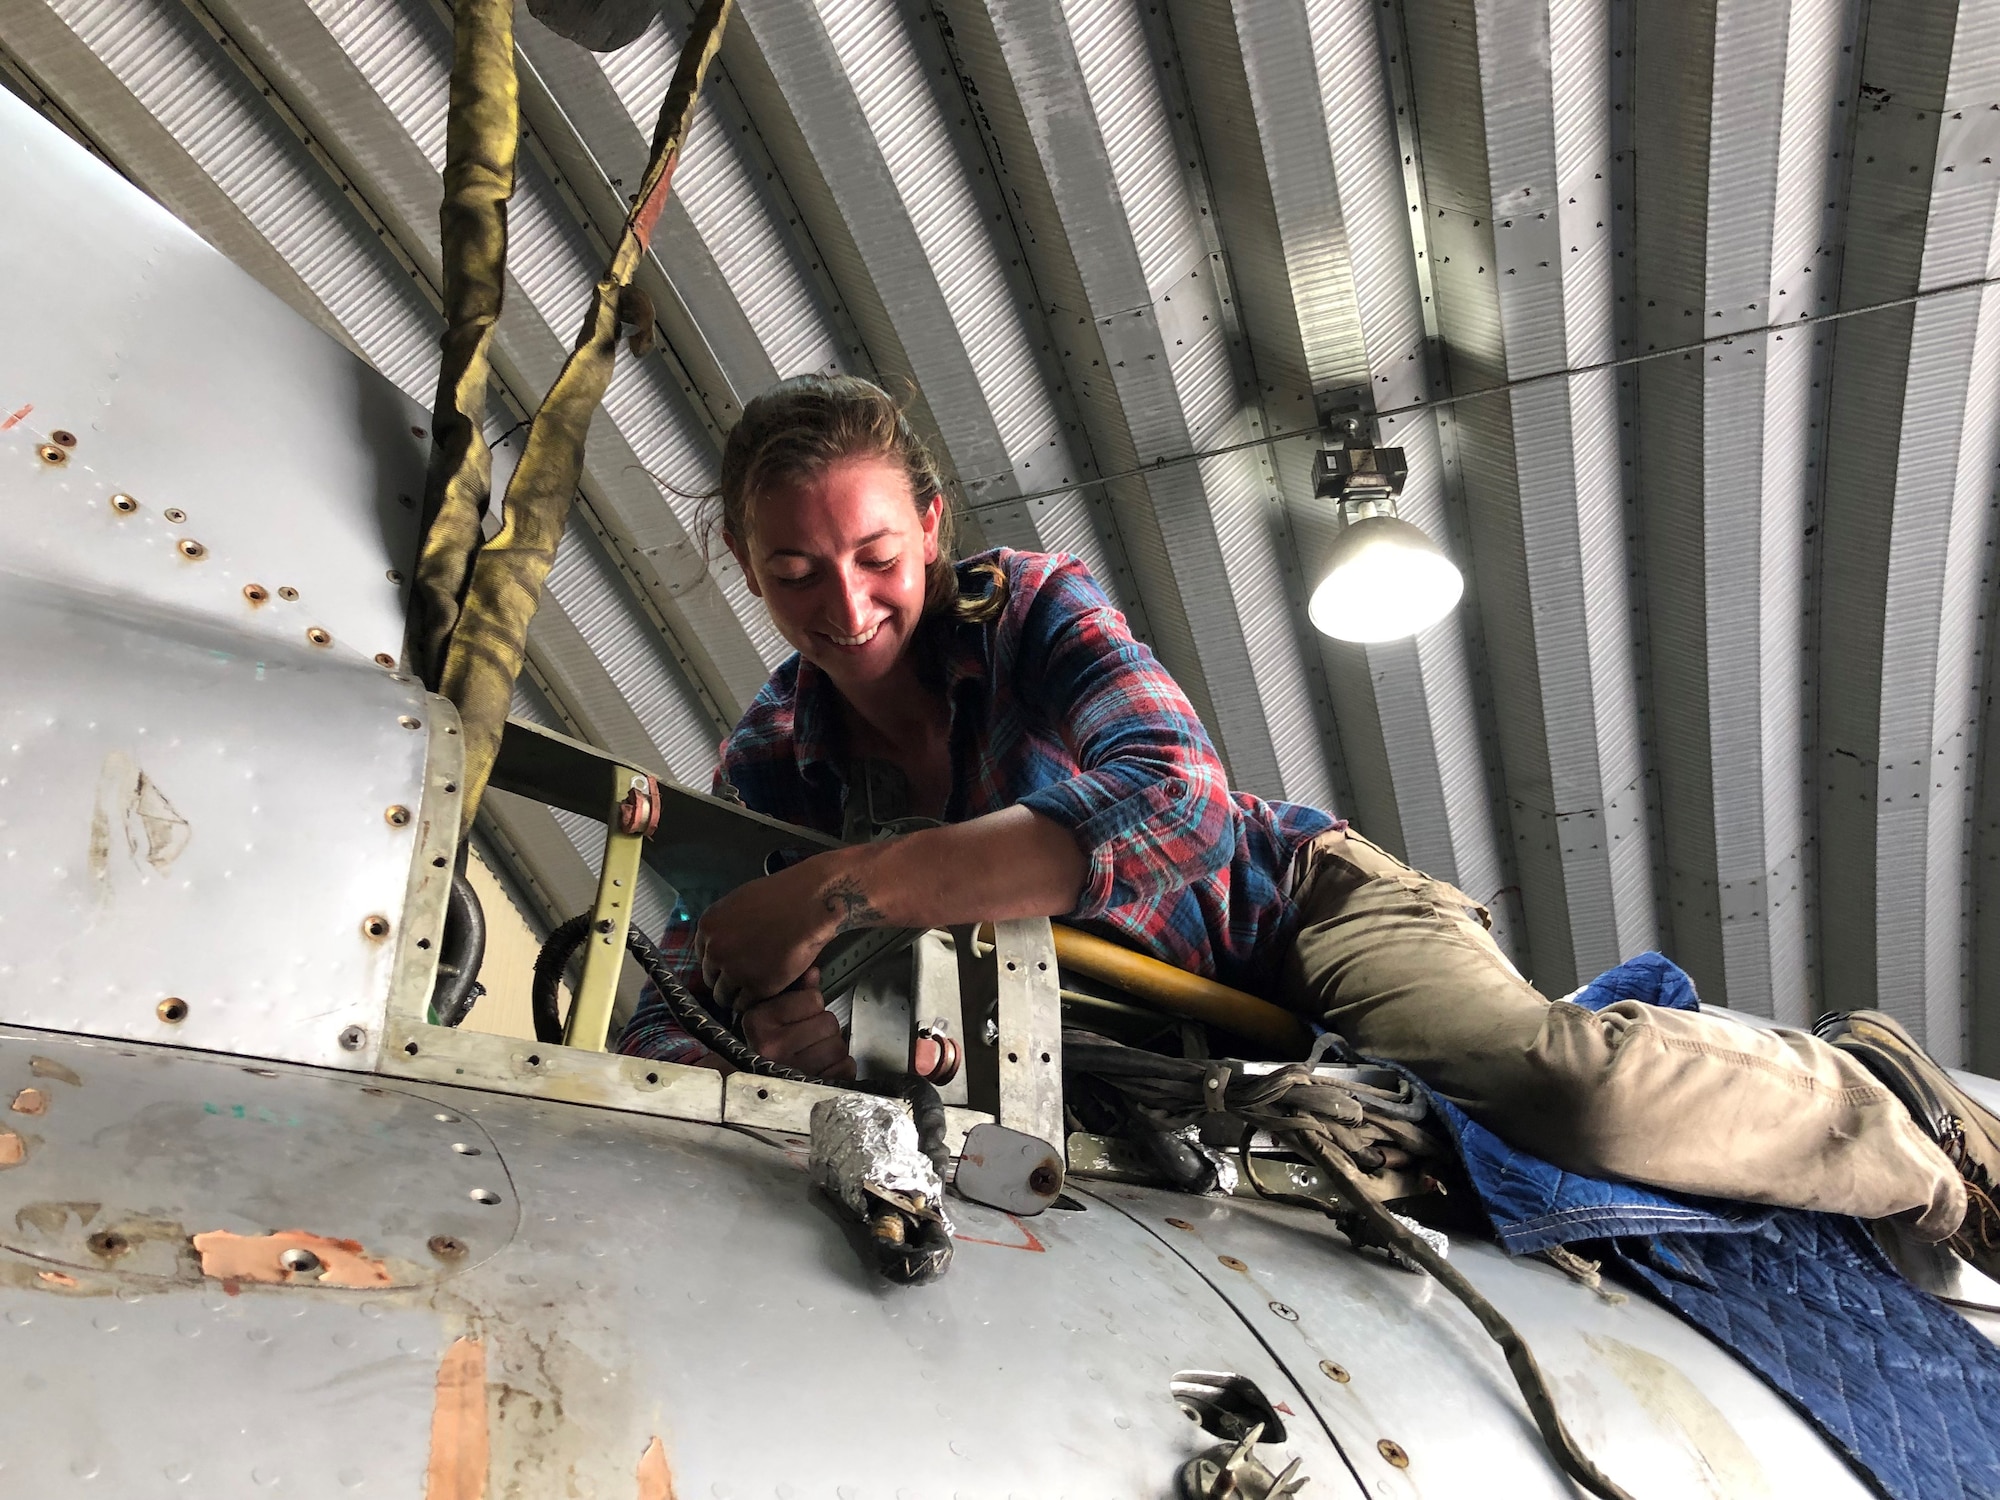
[716,374,1005,624]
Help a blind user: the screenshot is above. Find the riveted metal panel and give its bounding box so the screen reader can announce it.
[0,581,433,1069]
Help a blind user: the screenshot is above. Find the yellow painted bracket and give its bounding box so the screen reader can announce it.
[564,766,649,1052]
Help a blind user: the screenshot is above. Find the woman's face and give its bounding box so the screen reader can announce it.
[728,454,942,693]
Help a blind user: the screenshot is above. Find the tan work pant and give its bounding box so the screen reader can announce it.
[1280,827,1966,1239]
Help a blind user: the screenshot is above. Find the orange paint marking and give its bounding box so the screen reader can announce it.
[951,1213,1046,1253]
[635,1436,676,1500]
[191,1228,393,1288]
[425,1337,489,1500]
[37,1270,77,1288]
[2,404,31,430]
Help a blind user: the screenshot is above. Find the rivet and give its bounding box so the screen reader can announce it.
[306,627,332,647]
[162,507,187,524]
[177,538,207,560]
[1165,1217,1193,1231]
[374,652,396,667]
[399,716,422,730]
[385,805,411,827]
[278,1247,322,1276]
[1378,1440,1410,1469]
[243,583,269,604]
[110,493,138,514]
[277,586,299,601]
[451,1142,481,1156]
[1320,1360,1350,1384]
[428,1234,467,1259]
[51,429,77,448]
[37,444,66,465]
[338,1026,367,1051]
[1218,1255,1248,1272]
[361,914,391,939]
[156,997,188,1024]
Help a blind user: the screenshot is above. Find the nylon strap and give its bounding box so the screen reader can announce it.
[413,0,517,691]
[427,0,734,839]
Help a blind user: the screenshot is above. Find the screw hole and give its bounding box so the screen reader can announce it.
[417,937,431,950]
[451,1142,481,1155]
[361,915,391,939]
[526,1054,542,1067]
[306,626,332,647]
[156,997,188,1024]
[385,805,411,827]
[374,652,396,667]
[1007,1051,1019,1063]
[443,782,458,793]
[403,1041,419,1056]
[469,1188,500,1205]
[278,1247,322,1276]
[243,583,268,604]
[387,569,404,584]
[434,1112,459,1123]
[644,1072,660,1085]
[756,1087,770,1100]
[177,538,207,560]
[433,856,448,868]
[1040,1051,1051,1063]
[87,1231,130,1258]
[110,493,138,513]
[399,716,422,731]
[36,444,66,465]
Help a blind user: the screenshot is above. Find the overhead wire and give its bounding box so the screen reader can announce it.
[963,270,2000,515]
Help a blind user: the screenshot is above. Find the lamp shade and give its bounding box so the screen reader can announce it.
[1307,514,1464,643]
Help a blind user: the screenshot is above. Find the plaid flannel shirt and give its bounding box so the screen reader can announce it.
[617,549,1337,1064]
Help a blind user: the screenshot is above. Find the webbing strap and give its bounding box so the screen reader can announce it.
[413,0,517,692]
[438,0,733,840]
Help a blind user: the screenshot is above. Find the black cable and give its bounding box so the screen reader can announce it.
[530,913,818,1081]
[432,871,487,1028]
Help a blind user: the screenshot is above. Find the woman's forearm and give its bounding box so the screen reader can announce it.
[806,805,1087,940]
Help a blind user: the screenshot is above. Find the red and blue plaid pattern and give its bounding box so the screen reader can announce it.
[618,549,1336,1064]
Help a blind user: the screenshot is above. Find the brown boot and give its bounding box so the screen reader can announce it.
[1816,1010,2000,1277]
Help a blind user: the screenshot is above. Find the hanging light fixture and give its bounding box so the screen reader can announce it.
[1307,423,1463,643]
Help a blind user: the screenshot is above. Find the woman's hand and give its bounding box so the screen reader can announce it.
[737,968,854,1080]
[693,851,860,1008]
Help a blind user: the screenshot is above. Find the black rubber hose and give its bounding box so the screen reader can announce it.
[432,871,487,1028]
[902,1077,950,1179]
[529,913,818,1082]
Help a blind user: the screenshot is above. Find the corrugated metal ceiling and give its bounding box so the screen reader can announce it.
[5,0,1999,1068]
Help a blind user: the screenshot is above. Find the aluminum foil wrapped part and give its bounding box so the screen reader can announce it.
[809,1094,954,1283]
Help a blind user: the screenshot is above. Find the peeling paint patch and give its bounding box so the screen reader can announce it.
[11,1088,48,1116]
[190,1228,394,1288]
[29,1057,81,1087]
[0,1128,23,1168]
[635,1436,675,1500]
[1585,1334,1771,1498]
[425,1336,489,1500]
[89,751,191,894]
[37,1270,77,1288]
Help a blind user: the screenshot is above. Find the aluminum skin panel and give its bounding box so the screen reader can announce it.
[0,1024,1904,1497]
[0,83,421,667]
[0,579,432,1070]
[0,1027,1366,1499]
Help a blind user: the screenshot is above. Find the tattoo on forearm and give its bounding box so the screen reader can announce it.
[822,876,886,935]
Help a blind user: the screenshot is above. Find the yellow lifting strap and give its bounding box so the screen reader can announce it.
[415,0,735,841]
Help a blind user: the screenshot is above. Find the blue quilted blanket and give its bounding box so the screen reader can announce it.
[1408,953,2000,1500]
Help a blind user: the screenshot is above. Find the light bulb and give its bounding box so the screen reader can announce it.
[1307,514,1464,643]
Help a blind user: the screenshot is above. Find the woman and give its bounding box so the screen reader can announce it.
[620,374,1993,1269]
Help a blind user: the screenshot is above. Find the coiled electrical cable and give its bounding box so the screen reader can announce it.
[531,912,816,1083]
